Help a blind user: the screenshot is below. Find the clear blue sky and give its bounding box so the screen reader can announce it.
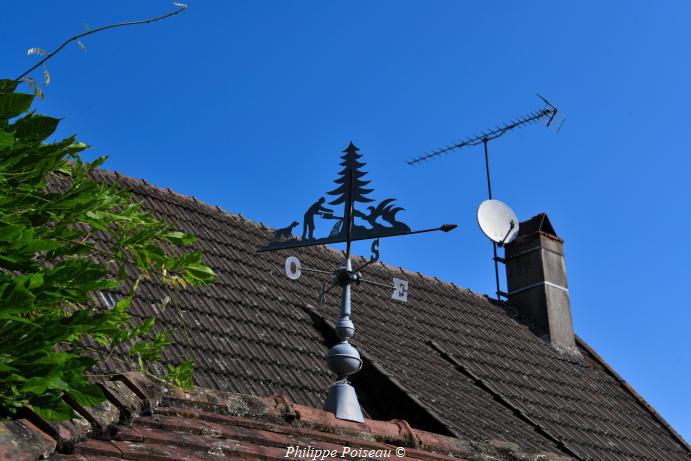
[3,1,689,441]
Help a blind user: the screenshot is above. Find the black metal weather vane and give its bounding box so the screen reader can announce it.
[258,142,456,424]
[259,142,452,253]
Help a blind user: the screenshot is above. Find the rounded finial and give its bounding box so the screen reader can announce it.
[326,342,362,378]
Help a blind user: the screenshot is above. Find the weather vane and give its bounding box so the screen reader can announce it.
[258,142,457,422]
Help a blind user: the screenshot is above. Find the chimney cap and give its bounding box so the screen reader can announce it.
[515,213,560,241]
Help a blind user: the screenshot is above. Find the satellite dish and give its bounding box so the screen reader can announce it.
[477,199,519,246]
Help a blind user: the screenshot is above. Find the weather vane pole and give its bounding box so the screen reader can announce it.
[258,142,456,422]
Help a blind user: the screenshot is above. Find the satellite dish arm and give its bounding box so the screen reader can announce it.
[497,220,516,247]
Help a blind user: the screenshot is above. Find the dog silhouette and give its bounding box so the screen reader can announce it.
[274,221,299,241]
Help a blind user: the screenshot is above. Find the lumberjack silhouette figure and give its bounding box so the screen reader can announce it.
[302,197,333,240]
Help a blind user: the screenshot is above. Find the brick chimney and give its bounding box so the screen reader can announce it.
[504,213,576,352]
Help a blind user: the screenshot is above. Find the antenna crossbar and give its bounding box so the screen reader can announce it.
[407,97,560,166]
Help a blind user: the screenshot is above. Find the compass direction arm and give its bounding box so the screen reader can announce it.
[358,278,394,290]
[319,281,338,305]
[302,268,333,275]
[284,256,332,280]
[358,276,409,303]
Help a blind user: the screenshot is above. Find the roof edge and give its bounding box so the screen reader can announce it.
[116,371,475,458]
[92,168,269,232]
[575,335,690,453]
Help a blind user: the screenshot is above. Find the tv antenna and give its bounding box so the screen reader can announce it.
[258,142,457,422]
[407,95,563,299]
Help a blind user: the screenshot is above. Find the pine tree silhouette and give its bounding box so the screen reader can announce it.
[327,143,374,233]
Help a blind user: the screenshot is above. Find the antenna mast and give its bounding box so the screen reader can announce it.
[408,95,563,300]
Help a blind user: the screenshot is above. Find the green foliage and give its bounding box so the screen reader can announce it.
[0,80,215,420]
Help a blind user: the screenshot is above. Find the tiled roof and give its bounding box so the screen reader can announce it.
[77,170,689,461]
[1,372,570,461]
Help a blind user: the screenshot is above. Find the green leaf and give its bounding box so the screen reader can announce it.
[0,79,20,94]
[0,130,14,149]
[0,364,17,372]
[0,92,34,119]
[28,272,44,289]
[1,280,36,312]
[166,360,194,389]
[31,399,74,421]
[186,263,216,283]
[0,313,37,325]
[0,360,17,372]
[21,375,70,395]
[66,141,89,152]
[130,317,155,338]
[68,383,105,407]
[12,114,60,141]
[21,239,62,253]
[163,231,196,245]
[0,223,26,242]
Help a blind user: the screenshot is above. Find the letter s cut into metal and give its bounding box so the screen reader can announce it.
[370,238,380,263]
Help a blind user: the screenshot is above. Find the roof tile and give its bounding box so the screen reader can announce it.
[63,170,691,461]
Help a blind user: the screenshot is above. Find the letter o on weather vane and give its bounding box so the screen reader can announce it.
[285,256,301,280]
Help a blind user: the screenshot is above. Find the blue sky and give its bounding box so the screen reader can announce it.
[3,1,689,440]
